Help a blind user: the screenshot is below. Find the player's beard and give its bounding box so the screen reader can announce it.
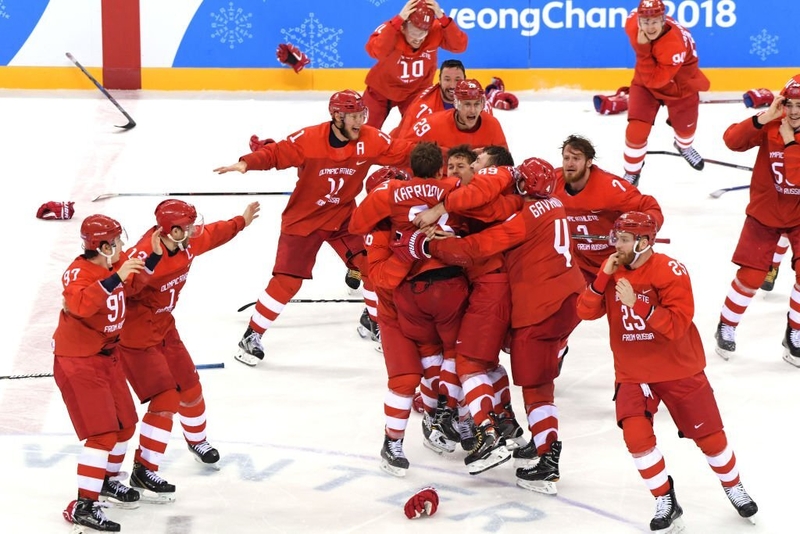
[616,248,636,267]
[562,165,587,184]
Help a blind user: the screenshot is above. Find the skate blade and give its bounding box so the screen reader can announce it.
[782,349,800,368]
[99,495,140,509]
[193,454,221,471]
[71,525,95,534]
[234,351,260,367]
[422,436,456,455]
[357,325,371,339]
[653,517,685,534]
[379,459,408,478]
[374,344,383,353]
[516,477,558,495]
[715,346,732,361]
[513,456,539,469]
[132,487,176,504]
[467,447,511,475]
[504,436,526,451]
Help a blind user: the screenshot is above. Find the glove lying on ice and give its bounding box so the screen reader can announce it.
[36,201,75,220]
[486,77,519,110]
[392,230,431,263]
[404,486,439,519]
[743,88,774,109]
[249,135,275,152]
[593,87,629,115]
[276,43,310,73]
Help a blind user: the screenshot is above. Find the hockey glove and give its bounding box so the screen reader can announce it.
[36,201,75,220]
[489,91,519,110]
[276,43,310,73]
[593,87,629,115]
[249,135,276,152]
[412,391,425,414]
[392,230,431,263]
[485,77,505,94]
[404,486,439,519]
[743,88,774,109]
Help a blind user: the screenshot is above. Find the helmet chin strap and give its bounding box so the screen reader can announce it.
[166,234,188,251]
[631,238,652,266]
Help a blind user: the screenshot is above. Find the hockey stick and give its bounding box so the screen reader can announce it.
[700,98,744,104]
[646,151,753,172]
[0,362,225,381]
[66,52,136,130]
[237,298,362,312]
[92,191,292,202]
[572,234,671,244]
[709,185,750,199]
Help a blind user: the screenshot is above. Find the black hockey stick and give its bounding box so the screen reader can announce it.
[572,234,671,244]
[237,298,362,312]
[709,185,750,199]
[646,151,753,172]
[92,191,292,202]
[66,52,136,130]
[0,362,224,380]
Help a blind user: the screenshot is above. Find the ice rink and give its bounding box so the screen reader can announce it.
[0,87,792,533]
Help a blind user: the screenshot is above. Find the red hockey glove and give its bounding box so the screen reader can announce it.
[62,499,77,523]
[593,87,629,115]
[276,43,310,73]
[743,88,774,109]
[36,201,75,220]
[490,91,519,110]
[249,135,276,152]
[485,77,505,94]
[412,391,425,414]
[404,486,439,519]
[392,230,431,263]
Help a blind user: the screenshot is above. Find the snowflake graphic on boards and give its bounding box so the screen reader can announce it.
[280,13,344,68]
[0,1,10,20]
[749,29,778,61]
[210,2,253,50]
[365,0,391,6]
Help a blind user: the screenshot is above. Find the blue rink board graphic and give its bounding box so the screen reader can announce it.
[0,1,796,69]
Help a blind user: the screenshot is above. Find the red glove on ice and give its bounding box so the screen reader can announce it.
[743,88,774,109]
[249,135,275,152]
[490,91,519,110]
[36,201,75,220]
[392,230,430,263]
[276,43,310,73]
[404,486,439,519]
[593,87,629,115]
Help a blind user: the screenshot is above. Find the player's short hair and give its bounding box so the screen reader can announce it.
[446,144,476,164]
[560,135,597,161]
[439,59,466,75]
[483,145,515,167]
[411,142,444,178]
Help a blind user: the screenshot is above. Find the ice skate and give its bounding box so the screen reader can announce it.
[345,268,362,295]
[512,439,538,468]
[188,440,221,470]
[673,140,705,170]
[130,462,176,504]
[649,476,684,533]
[456,414,477,451]
[724,481,758,523]
[421,411,457,454]
[357,308,380,343]
[64,497,120,532]
[761,265,779,291]
[464,419,511,475]
[714,321,736,360]
[379,435,409,477]
[99,474,140,509]
[496,403,526,450]
[623,171,641,187]
[516,440,561,494]
[236,326,265,367]
[782,316,800,368]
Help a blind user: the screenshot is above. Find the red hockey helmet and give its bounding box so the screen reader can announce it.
[80,214,123,251]
[408,5,435,31]
[638,0,665,18]
[155,199,204,236]
[516,157,556,198]
[611,211,658,244]
[365,166,409,194]
[329,90,366,116]
[454,79,484,102]
[780,75,800,99]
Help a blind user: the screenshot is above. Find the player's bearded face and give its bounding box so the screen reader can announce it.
[440,68,465,103]
[613,232,638,266]
[561,147,589,183]
[339,111,366,140]
[638,16,664,39]
[456,99,483,128]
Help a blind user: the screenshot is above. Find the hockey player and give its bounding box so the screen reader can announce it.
[714,76,800,364]
[622,0,710,185]
[56,215,162,532]
[363,0,467,129]
[117,200,259,502]
[577,212,758,531]
[214,90,412,366]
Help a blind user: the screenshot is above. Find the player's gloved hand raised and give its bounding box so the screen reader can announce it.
[36,201,75,220]
[743,88,774,109]
[249,135,275,152]
[404,486,439,519]
[392,230,431,263]
[276,43,310,73]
